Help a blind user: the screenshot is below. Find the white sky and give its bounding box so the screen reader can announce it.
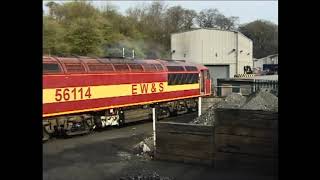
[42,0,278,24]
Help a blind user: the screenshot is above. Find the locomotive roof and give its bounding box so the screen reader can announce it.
[43,56,207,74]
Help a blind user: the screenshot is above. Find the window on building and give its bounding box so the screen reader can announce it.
[232,84,240,93]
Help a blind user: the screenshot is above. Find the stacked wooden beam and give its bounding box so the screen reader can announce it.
[214,108,278,175]
[155,122,215,165]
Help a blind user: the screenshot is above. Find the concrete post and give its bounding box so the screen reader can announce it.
[152,107,156,148]
[198,97,202,117]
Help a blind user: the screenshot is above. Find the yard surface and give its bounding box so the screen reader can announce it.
[43,113,277,180]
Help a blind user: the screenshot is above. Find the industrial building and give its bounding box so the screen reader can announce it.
[171,28,253,86]
[253,54,278,74]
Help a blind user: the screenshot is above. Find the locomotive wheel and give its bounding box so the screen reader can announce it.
[157,108,170,120]
[84,118,95,131]
[169,110,178,117]
[118,118,125,127]
[64,121,90,137]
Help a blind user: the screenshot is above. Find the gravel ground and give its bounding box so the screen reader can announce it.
[43,114,276,180]
[119,170,174,180]
[190,90,278,126]
[190,105,216,126]
[133,136,154,160]
[190,93,246,126]
[217,93,247,109]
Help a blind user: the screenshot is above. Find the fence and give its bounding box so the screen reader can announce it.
[252,79,278,92]
[215,79,278,97]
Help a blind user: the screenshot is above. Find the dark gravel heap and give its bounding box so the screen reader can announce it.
[190,104,216,126]
[217,93,247,109]
[190,90,278,126]
[119,171,174,180]
[190,93,246,126]
[242,90,278,111]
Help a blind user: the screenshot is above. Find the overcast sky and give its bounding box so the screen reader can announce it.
[43,1,278,24]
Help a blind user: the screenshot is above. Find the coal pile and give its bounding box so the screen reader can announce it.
[190,90,278,126]
[242,90,278,111]
[216,93,247,109]
[119,171,174,180]
[190,105,216,126]
[190,93,246,126]
[259,87,278,97]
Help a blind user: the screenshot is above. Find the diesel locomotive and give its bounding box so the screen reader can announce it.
[43,56,211,141]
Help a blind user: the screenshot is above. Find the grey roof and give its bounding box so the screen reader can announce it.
[257,54,278,60]
[171,28,252,42]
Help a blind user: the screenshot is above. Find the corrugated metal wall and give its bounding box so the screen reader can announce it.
[201,29,236,65]
[237,33,253,74]
[171,29,253,78]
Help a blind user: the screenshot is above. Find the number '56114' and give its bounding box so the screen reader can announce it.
[55,87,91,102]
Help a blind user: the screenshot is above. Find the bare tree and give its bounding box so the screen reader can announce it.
[239,20,278,58]
[196,8,238,30]
[196,8,219,28]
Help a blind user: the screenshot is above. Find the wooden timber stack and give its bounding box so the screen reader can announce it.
[214,108,278,175]
[155,122,214,165]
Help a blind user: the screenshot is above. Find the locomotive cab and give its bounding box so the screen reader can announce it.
[199,68,211,96]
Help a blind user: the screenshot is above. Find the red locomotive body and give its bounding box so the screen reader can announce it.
[42,56,211,140]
